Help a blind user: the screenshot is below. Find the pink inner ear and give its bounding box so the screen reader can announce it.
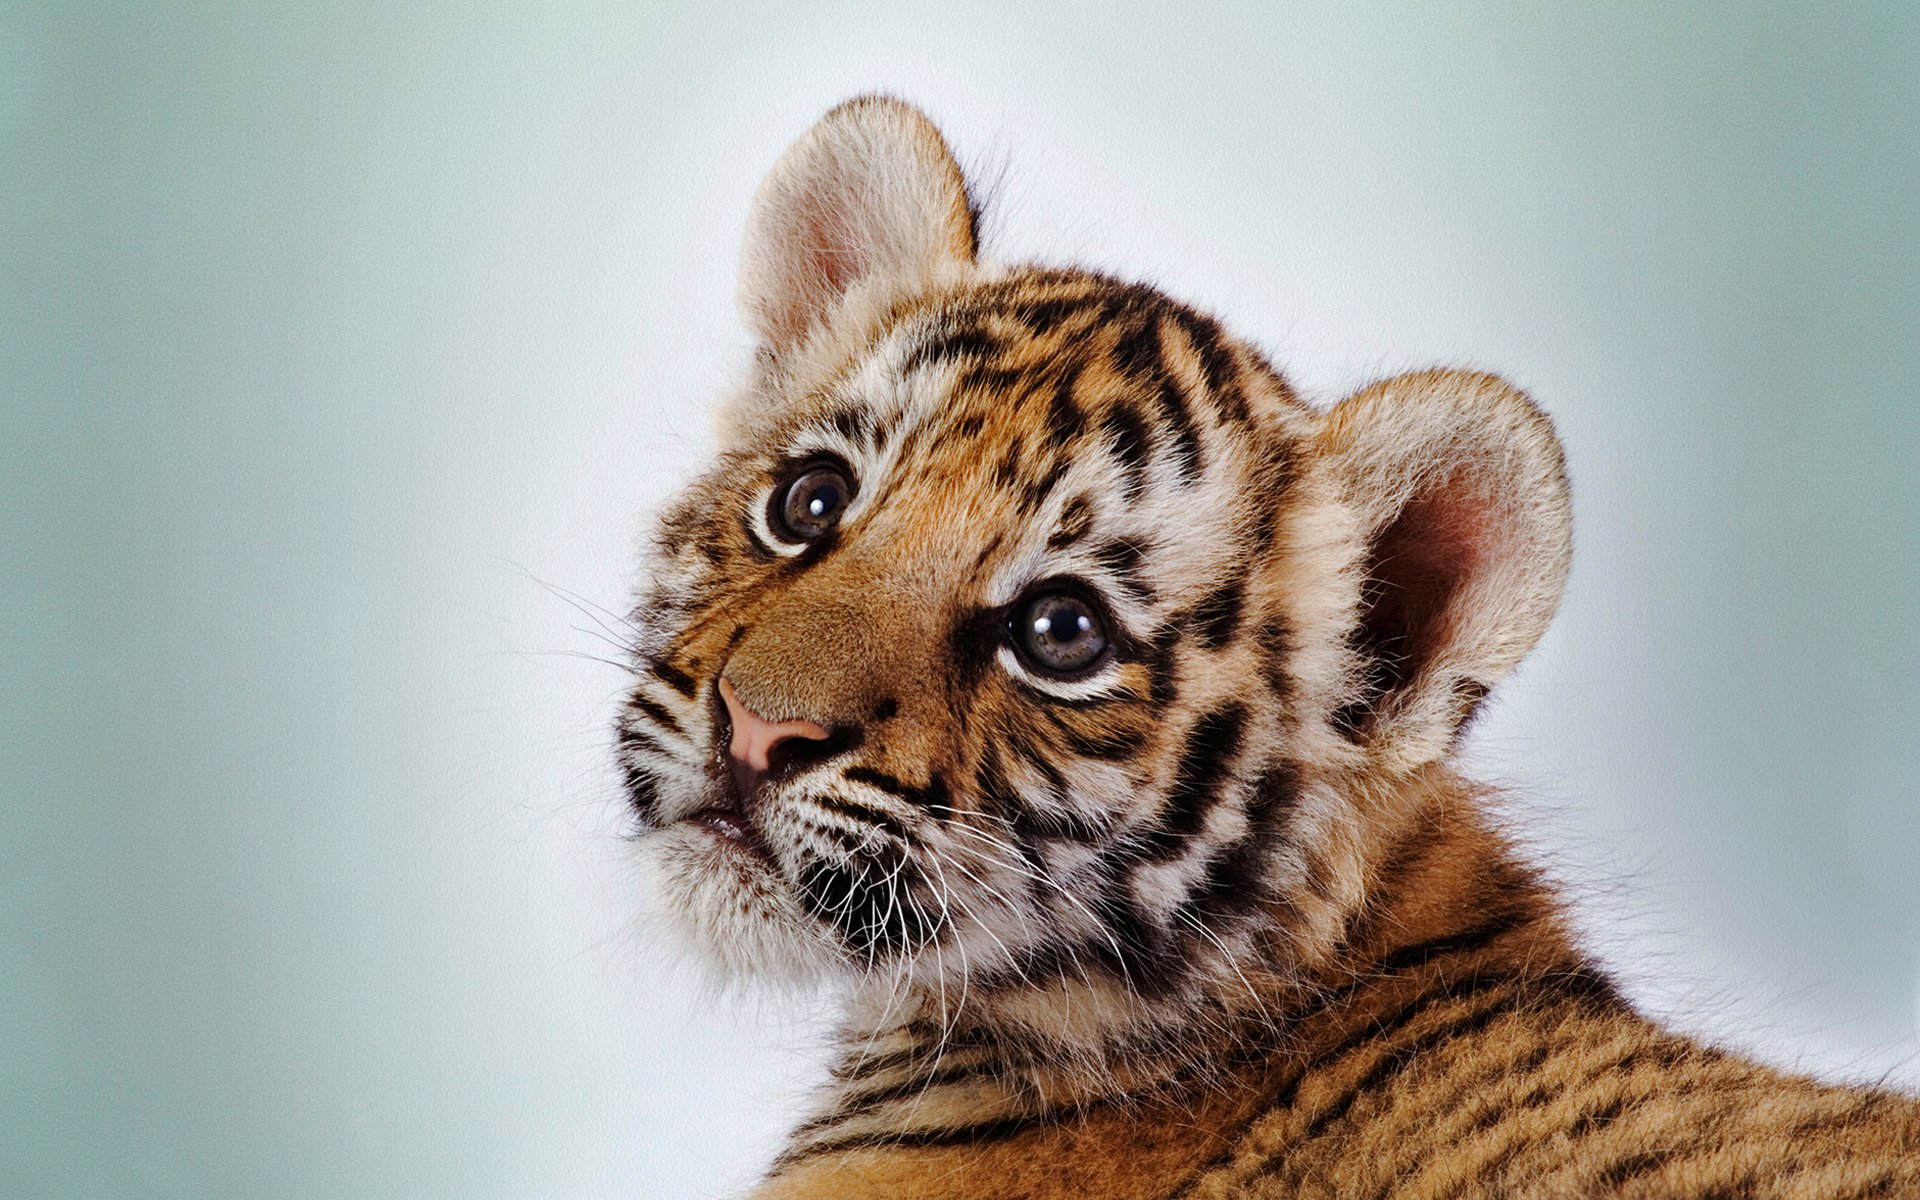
[798,193,866,307]
[1336,472,1505,734]
[757,189,873,349]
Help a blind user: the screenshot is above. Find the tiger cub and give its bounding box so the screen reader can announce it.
[619,97,1919,1199]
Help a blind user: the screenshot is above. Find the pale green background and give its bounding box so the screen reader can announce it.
[4,3,1916,1197]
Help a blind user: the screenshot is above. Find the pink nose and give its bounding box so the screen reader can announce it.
[718,678,831,772]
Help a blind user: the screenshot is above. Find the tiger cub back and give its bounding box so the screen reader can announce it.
[619,97,1920,1199]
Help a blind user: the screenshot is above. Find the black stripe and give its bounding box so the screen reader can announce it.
[1394,1042,1609,1193]
[961,363,1025,398]
[828,1036,974,1082]
[812,822,882,855]
[1111,311,1164,378]
[1146,625,1182,707]
[1332,564,1418,739]
[1153,379,1204,482]
[1601,1039,1694,1081]
[1011,675,1148,712]
[1141,704,1247,858]
[1016,459,1063,517]
[1333,824,1445,956]
[1101,404,1154,497]
[775,1111,1052,1163]
[655,496,704,552]
[829,407,872,446]
[1169,307,1248,422]
[1376,905,1540,974]
[1437,1040,1558,1138]
[621,762,662,820]
[1416,1051,1579,1193]
[781,524,842,570]
[1047,367,1084,445]
[1047,494,1094,549]
[1544,964,1623,1008]
[1090,539,1154,603]
[843,766,949,811]
[945,605,1002,692]
[624,690,683,737]
[615,723,666,756]
[971,748,1021,822]
[798,1058,1005,1133]
[1254,358,1300,407]
[903,324,1002,373]
[1242,759,1300,833]
[1291,977,1526,1147]
[1087,872,1186,996]
[1014,296,1092,336]
[810,792,911,841]
[1256,617,1292,702]
[1163,959,1596,1200]
[1010,734,1072,804]
[1567,1090,1628,1137]
[1162,969,1529,1200]
[1247,503,1276,559]
[1287,971,1523,1103]
[974,753,1067,875]
[981,749,1108,846]
[1181,760,1300,921]
[649,657,697,699]
[1107,306,1204,482]
[1239,975,1532,1200]
[976,845,1186,996]
[1255,441,1295,516]
[992,438,1024,490]
[1188,576,1246,649]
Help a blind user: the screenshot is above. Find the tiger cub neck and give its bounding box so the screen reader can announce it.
[752,768,1607,1199]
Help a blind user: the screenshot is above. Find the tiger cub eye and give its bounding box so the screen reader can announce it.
[1012,589,1109,677]
[772,462,855,541]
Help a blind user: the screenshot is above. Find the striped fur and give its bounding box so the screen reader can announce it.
[619,98,1920,1198]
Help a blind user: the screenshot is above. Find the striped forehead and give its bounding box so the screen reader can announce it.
[769,282,1272,615]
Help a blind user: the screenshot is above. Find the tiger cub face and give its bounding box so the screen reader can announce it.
[621,98,1571,1051]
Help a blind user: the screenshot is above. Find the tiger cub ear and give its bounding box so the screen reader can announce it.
[738,96,978,354]
[1319,369,1572,770]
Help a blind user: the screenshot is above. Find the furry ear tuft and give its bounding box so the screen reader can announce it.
[1320,370,1571,770]
[738,96,977,354]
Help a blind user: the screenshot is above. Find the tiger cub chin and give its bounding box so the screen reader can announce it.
[617,97,1918,1199]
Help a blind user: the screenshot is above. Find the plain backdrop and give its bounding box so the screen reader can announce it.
[4,3,1916,1197]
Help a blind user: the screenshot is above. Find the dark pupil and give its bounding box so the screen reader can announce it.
[1020,593,1106,674]
[1042,613,1084,643]
[780,467,849,538]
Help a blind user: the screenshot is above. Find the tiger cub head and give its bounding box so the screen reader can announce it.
[621,98,1570,1053]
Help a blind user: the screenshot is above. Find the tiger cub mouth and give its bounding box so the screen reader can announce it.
[685,804,768,859]
[679,682,773,862]
[683,675,862,866]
